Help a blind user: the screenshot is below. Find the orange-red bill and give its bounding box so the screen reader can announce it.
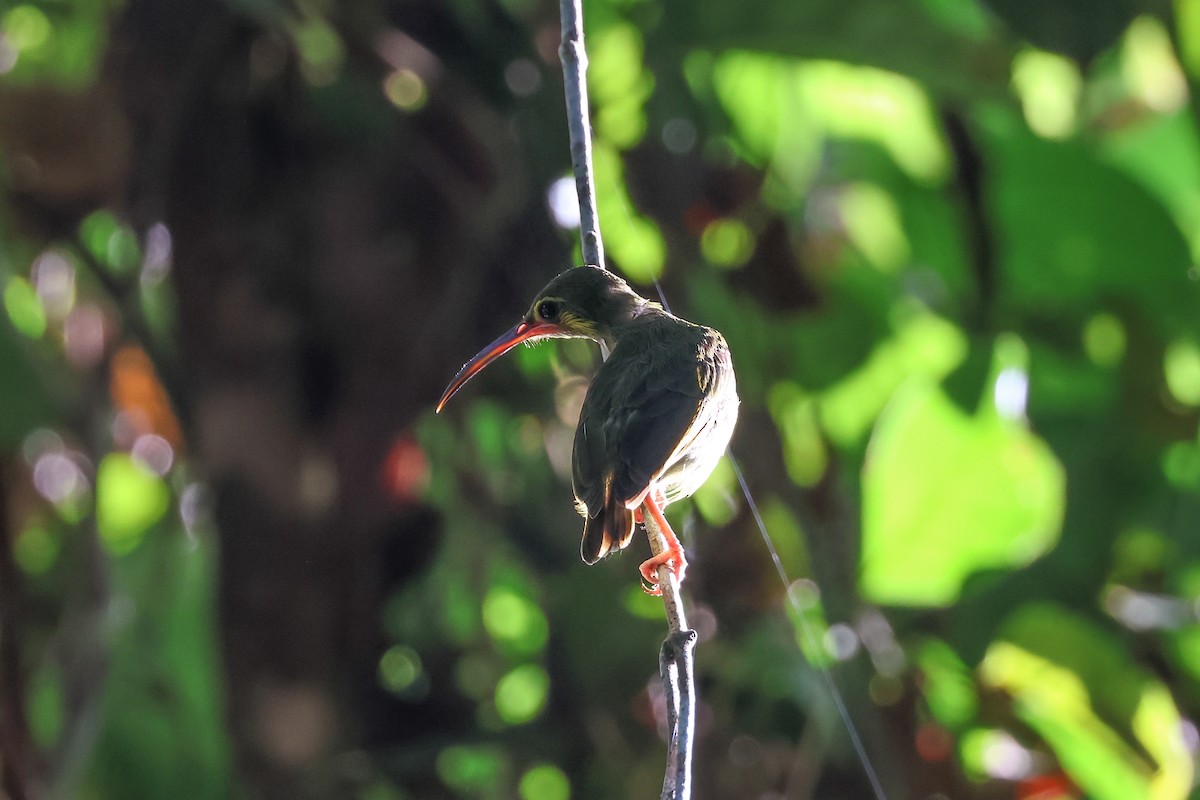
[436,321,557,412]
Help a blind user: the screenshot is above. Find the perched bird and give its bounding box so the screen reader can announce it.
[437,266,738,593]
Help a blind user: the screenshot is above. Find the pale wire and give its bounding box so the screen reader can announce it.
[650,281,889,800]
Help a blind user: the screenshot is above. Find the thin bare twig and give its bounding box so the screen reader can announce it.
[557,3,696,797]
[558,0,605,271]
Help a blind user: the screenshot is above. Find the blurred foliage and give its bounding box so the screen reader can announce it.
[1,0,1199,799]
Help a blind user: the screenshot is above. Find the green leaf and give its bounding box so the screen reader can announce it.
[983,116,1198,336]
[96,453,170,554]
[982,604,1193,800]
[861,378,1065,606]
[916,639,979,729]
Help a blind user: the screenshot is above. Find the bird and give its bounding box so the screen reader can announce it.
[436,266,738,594]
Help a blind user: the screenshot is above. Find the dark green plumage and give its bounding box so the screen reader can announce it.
[524,267,738,564]
[437,265,738,583]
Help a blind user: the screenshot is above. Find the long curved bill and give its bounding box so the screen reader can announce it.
[436,321,557,412]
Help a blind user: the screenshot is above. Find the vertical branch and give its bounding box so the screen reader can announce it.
[644,516,697,800]
[558,0,605,270]
[557,2,696,797]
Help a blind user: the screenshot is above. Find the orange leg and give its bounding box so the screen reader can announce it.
[638,492,687,596]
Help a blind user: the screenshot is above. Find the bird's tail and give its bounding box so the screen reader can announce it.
[580,481,636,564]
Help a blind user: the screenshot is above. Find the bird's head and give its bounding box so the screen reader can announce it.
[436,265,648,412]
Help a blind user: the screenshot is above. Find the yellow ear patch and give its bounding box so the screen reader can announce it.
[558,310,598,338]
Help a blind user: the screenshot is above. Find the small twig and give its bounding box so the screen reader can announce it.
[558,0,605,270]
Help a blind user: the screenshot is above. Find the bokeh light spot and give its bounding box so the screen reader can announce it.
[294,17,344,86]
[700,218,754,269]
[1164,339,1200,406]
[3,6,50,53]
[993,367,1029,420]
[96,452,170,555]
[1082,313,1126,367]
[662,117,697,154]
[131,433,174,477]
[519,763,570,800]
[31,250,76,321]
[64,304,106,368]
[141,222,173,284]
[14,524,58,574]
[4,276,46,338]
[436,746,506,794]
[80,210,141,275]
[505,59,541,96]
[482,587,548,656]
[384,69,427,110]
[823,622,860,661]
[378,645,423,695]
[494,663,548,725]
[1163,442,1200,490]
[381,435,429,503]
[915,722,954,762]
[32,452,85,506]
[547,176,580,230]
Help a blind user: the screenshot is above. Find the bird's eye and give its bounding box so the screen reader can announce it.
[537,300,560,320]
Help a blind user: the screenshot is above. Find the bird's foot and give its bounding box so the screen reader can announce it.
[638,546,687,596]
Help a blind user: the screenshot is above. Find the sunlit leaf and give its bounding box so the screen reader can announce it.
[982,604,1193,800]
[818,310,967,446]
[916,639,979,730]
[1100,111,1200,261]
[712,54,949,191]
[984,115,1198,336]
[838,182,911,272]
[588,23,651,148]
[861,377,1065,605]
[1011,48,1081,139]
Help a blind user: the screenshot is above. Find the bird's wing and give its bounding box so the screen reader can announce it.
[572,334,714,519]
